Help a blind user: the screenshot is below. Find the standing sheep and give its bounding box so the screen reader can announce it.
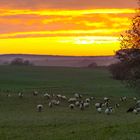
[97,108,102,113]
[37,104,43,112]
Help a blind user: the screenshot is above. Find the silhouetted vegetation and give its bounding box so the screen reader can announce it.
[110,1,140,88]
[10,58,33,66]
[87,62,97,68]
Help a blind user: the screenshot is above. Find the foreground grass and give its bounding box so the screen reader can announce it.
[0,96,139,140]
[0,66,139,140]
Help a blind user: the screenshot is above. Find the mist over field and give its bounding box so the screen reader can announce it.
[0,54,117,67]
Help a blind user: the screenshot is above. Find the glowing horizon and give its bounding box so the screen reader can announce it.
[0,0,137,56]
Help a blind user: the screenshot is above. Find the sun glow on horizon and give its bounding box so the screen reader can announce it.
[0,36,120,56]
[0,6,135,56]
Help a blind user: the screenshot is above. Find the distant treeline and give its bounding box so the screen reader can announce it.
[10,58,33,66]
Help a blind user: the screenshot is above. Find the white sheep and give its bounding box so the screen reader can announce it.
[44,93,51,99]
[104,97,109,102]
[115,103,120,108]
[104,102,110,107]
[18,92,23,98]
[61,95,67,100]
[105,107,113,115]
[74,93,80,98]
[97,108,102,113]
[51,99,60,105]
[90,97,95,100]
[69,104,75,109]
[83,102,89,108]
[136,100,140,107]
[133,109,138,114]
[134,108,140,113]
[79,103,84,110]
[136,108,140,112]
[74,93,82,98]
[37,104,43,112]
[75,101,80,106]
[95,103,102,108]
[136,100,140,104]
[33,91,38,96]
[7,94,11,97]
[68,98,77,103]
[56,94,62,98]
[133,97,137,101]
[120,96,127,102]
[85,98,90,103]
[48,102,53,108]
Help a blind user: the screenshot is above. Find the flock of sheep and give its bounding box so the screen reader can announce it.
[7,91,140,115]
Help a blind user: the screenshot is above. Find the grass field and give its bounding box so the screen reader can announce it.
[0,66,139,140]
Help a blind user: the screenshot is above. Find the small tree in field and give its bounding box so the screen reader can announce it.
[10,58,33,66]
[110,0,140,87]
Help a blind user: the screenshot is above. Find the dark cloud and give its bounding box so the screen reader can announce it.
[0,0,137,9]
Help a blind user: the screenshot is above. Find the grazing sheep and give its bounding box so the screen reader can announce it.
[104,97,110,102]
[7,94,11,97]
[115,103,120,108]
[120,96,127,102]
[61,95,67,100]
[136,100,140,107]
[51,100,60,105]
[44,93,51,99]
[104,102,110,107]
[132,107,140,114]
[79,94,83,98]
[68,98,77,103]
[85,98,90,103]
[90,97,95,100]
[56,100,60,105]
[79,102,84,110]
[37,104,43,112]
[136,100,140,104]
[74,93,79,98]
[133,109,138,114]
[75,101,80,106]
[97,107,102,113]
[105,107,113,115]
[33,91,38,96]
[74,93,82,99]
[101,103,105,107]
[69,104,75,109]
[56,94,62,98]
[136,108,140,112]
[133,97,137,101]
[84,102,89,108]
[18,92,23,98]
[95,103,102,108]
[48,102,53,108]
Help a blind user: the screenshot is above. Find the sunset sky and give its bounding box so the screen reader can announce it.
[0,0,138,56]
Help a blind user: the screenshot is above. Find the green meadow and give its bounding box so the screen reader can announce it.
[0,66,139,140]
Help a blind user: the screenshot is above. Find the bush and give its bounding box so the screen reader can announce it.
[10,58,33,66]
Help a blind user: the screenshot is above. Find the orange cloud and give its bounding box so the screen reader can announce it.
[0,6,136,56]
[0,8,135,16]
